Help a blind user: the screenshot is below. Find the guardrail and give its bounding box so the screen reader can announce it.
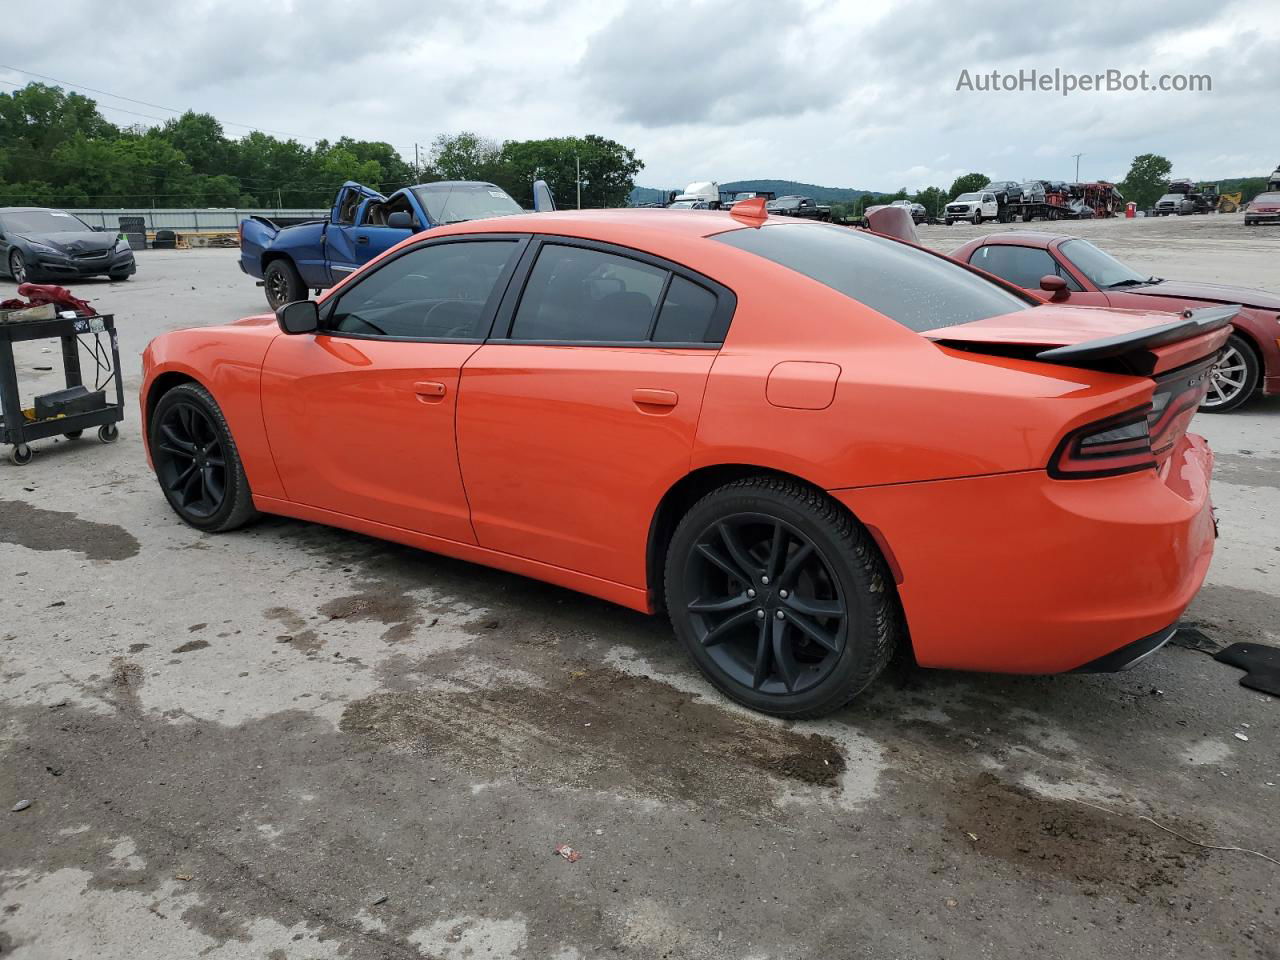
[66,208,330,232]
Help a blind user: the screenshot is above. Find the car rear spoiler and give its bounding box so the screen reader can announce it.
[1034,305,1238,374]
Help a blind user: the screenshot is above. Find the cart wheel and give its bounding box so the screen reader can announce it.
[9,444,33,466]
[63,430,84,440]
[98,424,120,444]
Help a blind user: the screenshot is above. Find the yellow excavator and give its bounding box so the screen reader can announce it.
[1218,192,1243,213]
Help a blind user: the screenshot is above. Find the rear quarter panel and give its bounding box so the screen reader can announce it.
[141,318,285,499]
[690,259,1153,489]
[266,222,330,288]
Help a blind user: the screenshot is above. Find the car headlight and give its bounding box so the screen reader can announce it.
[26,239,60,254]
[115,233,132,252]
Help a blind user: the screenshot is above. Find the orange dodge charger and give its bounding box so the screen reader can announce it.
[141,206,1227,717]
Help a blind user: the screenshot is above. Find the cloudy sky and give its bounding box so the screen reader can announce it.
[5,0,1278,191]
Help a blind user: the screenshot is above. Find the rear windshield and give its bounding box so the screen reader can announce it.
[715,223,1030,332]
[411,183,523,225]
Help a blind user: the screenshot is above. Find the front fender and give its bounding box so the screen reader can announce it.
[141,321,286,499]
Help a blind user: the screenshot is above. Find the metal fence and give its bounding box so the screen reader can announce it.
[65,208,329,232]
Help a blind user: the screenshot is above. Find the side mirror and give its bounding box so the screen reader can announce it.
[276,299,319,334]
[1039,275,1069,302]
[387,211,413,230]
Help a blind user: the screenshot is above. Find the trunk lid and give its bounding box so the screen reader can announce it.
[929,303,1234,470]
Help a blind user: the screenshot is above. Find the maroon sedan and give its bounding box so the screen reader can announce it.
[950,232,1280,412]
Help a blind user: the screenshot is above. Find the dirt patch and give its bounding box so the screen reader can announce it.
[108,657,144,711]
[172,639,210,654]
[341,667,845,808]
[0,498,139,561]
[264,606,322,653]
[319,590,423,643]
[947,773,1198,895]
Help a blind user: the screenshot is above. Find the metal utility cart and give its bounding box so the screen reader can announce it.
[0,312,124,465]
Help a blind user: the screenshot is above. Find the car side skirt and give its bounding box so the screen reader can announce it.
[253,496,653,614]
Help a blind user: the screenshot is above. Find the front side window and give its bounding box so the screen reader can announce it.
[968,244,1078,290]
[328,239,520,339]
[510,244,668,342]
[715,222,1030,333]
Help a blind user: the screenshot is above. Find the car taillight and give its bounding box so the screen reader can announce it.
[1049,407,1156,479]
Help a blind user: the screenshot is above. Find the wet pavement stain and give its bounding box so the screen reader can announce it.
[341,666,846,808]
[0,498,140,561]
[946,773,1199,895]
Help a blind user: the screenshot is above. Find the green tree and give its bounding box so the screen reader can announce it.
[429,132,504,182]
[1118,153,1173,211]
[499,134,643,209]
[947,173,989,199]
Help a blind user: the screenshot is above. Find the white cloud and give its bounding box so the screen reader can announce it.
[3,0,1277,190]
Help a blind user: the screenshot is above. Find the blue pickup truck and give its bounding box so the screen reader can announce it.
[239,179,550,309]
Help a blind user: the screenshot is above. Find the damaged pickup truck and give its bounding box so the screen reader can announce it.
[240,180,550,309]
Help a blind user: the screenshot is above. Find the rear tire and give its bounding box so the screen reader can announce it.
[664,476,900,718]
[263,258,305,311]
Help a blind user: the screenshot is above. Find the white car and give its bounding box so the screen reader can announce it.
[944,192,998,225]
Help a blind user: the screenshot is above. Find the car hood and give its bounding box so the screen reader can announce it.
[1126,280,1280,311]
[18,230,116,254]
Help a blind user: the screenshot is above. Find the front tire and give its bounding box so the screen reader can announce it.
[664,476,900,718]
[971,211,981,225]
[1200,334,1260,413]
[149,382,259,531]
[263,258,305,311]
[9,250,29,284]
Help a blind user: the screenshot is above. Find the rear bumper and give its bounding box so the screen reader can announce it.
[832,433,1215,674]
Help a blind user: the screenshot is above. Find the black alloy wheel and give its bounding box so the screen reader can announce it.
[683,513,847,696]
[148,382,258,532]
[665,477,900,717]
[154,401,229,520]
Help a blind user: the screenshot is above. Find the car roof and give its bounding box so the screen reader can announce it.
[974,231,1065,249]
[0,207,52,213]
[430,208,757,242]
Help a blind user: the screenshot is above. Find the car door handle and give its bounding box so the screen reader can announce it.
[414,380,447,402]
[633,388,678,409]
[355,235,369,244]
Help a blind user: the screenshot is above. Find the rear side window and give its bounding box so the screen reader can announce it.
[653,276,718,342]
[511,244,666,341]
[968,244,1077,290]
[715,223,1030,332]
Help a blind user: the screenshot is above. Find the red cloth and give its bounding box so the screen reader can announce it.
[0,283,95,316]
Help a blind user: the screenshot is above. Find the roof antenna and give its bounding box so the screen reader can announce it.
[730,196,769,227]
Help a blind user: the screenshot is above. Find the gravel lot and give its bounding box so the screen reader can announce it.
[2,214,1277,959]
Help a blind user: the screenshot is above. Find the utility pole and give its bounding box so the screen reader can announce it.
[414,142,420,181]
[1072,153,1083,182]
[576,155,581,210]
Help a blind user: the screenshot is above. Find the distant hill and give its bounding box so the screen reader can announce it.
[630,179,876,206]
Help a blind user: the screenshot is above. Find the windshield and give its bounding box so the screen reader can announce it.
[411,183,522,225]
[1060,238,1148,288]
[0,209,92,234]
[668,200,700,208]
[1254,193,1280,204]
[715,222,1030,333]
[768,198,799,209]
[955,193,980,202]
